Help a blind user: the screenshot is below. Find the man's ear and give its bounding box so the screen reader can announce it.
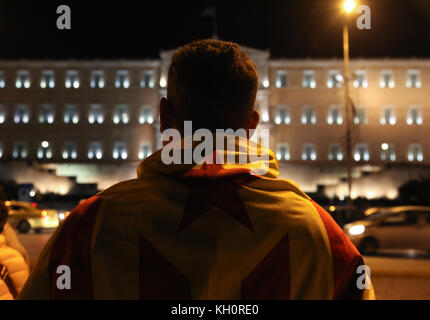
[248,109,260,131]
[159,97,173,133]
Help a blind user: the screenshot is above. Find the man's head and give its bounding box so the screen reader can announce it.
[160,39,259,134]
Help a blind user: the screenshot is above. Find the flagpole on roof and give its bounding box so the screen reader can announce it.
[201,6,218,39]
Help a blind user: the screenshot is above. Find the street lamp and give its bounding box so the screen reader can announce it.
[342,0,356,203]
[344,0,356,13]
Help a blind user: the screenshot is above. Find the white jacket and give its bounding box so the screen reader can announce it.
[0,232,29,300]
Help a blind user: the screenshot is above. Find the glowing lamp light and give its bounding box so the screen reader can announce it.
[381,143,389,151]
[343,0,356,13]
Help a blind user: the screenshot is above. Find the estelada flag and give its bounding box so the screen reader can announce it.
[19,138,375,300]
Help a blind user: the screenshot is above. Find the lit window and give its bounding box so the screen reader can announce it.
[327,70,342,88]
[407,105,422,125]
[113,142,128,160]
[40,70,55,88]
[257,102,269,122]
[329,144,343,161]
[14,105,29,124]
[16,70,31,88]
[12,142,27,159]
[301,105,316,124]
[303,70,316,88]
[159,76,167,88]
[381,143,396,162]
[138,143,152,160]
[354,106,367,124]
[115,70,130,88]
[139,106,153,124]
[408,144,423,162]
[380,106,396,125]
[0,71,5,88]
[327,105,343,125]
[113,104,129,124]
[353,70,367,88]
[37,141,52,159]
[90,70,105,88]
[380,70,394,88]
[302,144,317,161]
[88,104,104,124]
[65,70,80,89]
[0,105,5,124]
[62,142,78,160]
[88,142,103,159]
[276,143,290,161]
[64,104,79,124]
[141,70,155,88]
[275,105,290,125]
[39,104,54,124]
[275,70,287,88]
[354,143,370,161]
[407,70,421,88]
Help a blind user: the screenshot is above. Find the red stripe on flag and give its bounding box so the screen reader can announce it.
[139,235,191,299]
[311,200,364,299]
[48,195,103,299]
[241,233,290,299]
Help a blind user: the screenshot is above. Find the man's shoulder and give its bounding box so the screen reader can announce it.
[97,178,144,199]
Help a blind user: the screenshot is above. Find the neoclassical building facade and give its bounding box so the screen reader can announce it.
[1,45,429,199]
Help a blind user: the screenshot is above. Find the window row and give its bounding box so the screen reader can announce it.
[0,104,154,124]
[274,69,422,89]
[0,69,159,89]
[273,105,424,125]
[276,143,424,162]
[0,141,152,160]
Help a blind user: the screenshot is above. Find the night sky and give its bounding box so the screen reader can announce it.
[0,0,429,59]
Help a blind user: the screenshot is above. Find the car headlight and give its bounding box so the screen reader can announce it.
[59,213,65,220]
[348,224,365,236]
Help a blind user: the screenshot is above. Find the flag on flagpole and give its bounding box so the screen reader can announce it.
[201,6,216,17]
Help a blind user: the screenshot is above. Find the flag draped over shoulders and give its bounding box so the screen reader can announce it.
[19,138,375,300]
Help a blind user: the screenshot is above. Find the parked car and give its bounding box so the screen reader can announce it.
[5,200,60,233]
[324,205,365,227]
[343,206,430,254]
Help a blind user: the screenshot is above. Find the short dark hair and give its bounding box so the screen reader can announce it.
[167,39,258,131]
